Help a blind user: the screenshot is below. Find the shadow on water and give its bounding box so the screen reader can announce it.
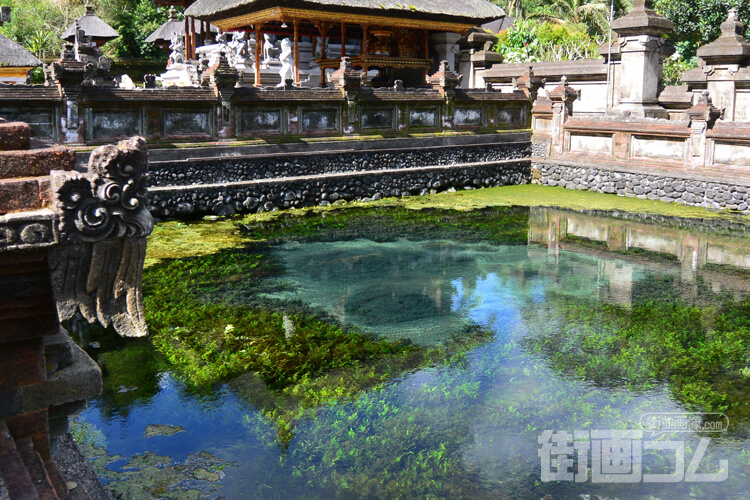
[71,205,750,499]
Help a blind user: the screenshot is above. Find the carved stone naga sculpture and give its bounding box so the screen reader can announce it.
[48,137,154,337]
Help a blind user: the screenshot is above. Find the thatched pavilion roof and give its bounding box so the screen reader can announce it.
[61,2,119,43]
[185,0,506,27]
[0,34,41,67]
[146,7,218,44]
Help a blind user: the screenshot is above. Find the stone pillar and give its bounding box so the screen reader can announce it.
[456,29,501,89]
[692,9,750,121]
[330,57,362,133]
[549,77,579,155]
[48,46,86,144]
[687,92,721,167]
[207,53,239,139]
[430,32,461,73]
[427,61,462,129]
[611,0,674,118]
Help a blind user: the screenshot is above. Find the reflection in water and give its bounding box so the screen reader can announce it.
[77,206,750,499]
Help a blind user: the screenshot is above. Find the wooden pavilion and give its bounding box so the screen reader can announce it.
[182,0,506,87]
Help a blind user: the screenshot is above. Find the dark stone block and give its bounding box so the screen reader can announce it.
[240,108,282,134]
[301,109,339,132]
[91,110,139,141]
[0,122,30,151]
[361,109,394,130]
[164,110,211,137]
[409,108,438,128]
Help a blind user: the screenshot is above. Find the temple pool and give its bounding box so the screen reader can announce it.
[71,204,750,499]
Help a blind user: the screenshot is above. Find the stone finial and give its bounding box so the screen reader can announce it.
[697,9,750,65]
[514,68,545,100]
[168,6,178,21]
[427,60,462,96]
[717,8,746,42]
[612,0,673,36]
[549,76,579,104]
[688,91,722,124]
[329,56,361,94]
[205,52,239,88]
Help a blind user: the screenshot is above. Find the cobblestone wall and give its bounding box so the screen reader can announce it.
[150,161,531,217]
[536,162,750,213]
[148,143,531,188]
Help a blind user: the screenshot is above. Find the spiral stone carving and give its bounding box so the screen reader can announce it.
[49,136,153,337]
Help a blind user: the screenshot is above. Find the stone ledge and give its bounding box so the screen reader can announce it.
[150,158,533,193]
[0,209,59,252]
[20,338,102,415]
[0,178,52,216]
[0,122,30,152]
[535,160,750,213]
[0,148,76,179]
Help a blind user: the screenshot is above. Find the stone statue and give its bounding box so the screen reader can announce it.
[227,31,251,72]
[168,33,185,66]
[263,33,276,63]
[277,38,294,86]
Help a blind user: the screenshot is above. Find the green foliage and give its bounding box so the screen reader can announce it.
[493,20,603,62]
[0,0,80,58]
[98,0,169,59]
[662,53,697,86]
[0,0,170,61]
[493,0,631,38]
[655,0,750,59]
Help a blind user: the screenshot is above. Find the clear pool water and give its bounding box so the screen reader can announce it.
[73,206,750,499]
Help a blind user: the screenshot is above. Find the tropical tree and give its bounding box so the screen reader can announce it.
[527,0,628,37]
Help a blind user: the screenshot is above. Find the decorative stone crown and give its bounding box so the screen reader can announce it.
[697,9,750,65]
[427,60,462,92]
[612,0,674,37]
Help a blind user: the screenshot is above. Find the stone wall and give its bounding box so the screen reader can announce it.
[148,142,530,187]
[0,76,532,145]
[152,160,530,217]
[535,160,750,212]
[150,135,531,218]
[0,118,105,499]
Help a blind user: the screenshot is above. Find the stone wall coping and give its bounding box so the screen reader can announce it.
[0,147,76,179]
[535,157,750,188]
[707,124,750,141]
[114,131,532,165]
[148,138,532,167]
[0,84,62,102]
[564,118,691,137]
[150,157,531,193]
[483,59,608,83]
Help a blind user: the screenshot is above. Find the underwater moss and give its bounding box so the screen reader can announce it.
[521,292,750,421]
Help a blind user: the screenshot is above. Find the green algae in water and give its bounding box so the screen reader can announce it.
[76,202,750,499]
